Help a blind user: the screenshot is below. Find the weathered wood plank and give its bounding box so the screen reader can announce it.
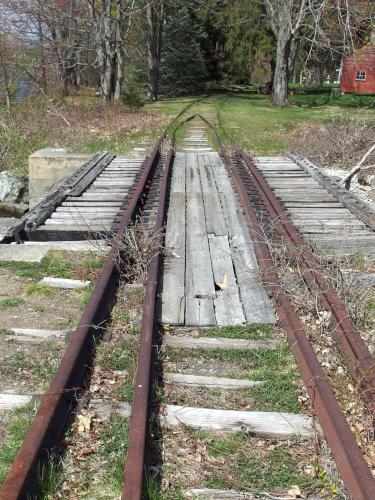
[210,153,276,324]
[5,328,67,342]
[161,154,186,325]
[89,399,131,419]
[185,234,216,326]
[165,373,263,389]
[198,153,227,236]
[39,277,90,289]
[164,405,317,438]
[208,234,245,325]
[186,488,253,499]
[0,394,33,410]
[163,335,277,350]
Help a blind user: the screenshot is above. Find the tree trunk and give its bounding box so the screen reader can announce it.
[306,64,324,86]
[5,88,10,111]
[114,0,124,101]
[147,0,163,101]
[147,3,158,101]
[288,36,299,82]
[272,35,291,106]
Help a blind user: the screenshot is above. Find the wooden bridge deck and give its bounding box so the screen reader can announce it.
[160,150,275,327]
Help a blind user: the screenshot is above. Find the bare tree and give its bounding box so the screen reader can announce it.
[3,0,95,96]
[264,0,317,106]
[0,35,17,110]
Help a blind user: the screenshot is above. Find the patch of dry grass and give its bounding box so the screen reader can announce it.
[0,95,166,175]
[290,113,375,170]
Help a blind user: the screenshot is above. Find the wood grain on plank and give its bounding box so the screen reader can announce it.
[164,405,317,438]
[164,334,278,350]
[208,234,245,325]
[165,373,263,389]
[161,153,186,324]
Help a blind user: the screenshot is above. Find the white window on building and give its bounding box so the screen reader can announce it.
[356,70,366,81]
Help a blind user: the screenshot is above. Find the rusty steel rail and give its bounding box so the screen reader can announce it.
[122,146,174,500]
[237,150,375,415]
[0,136,166,500]
[220,145,375,500]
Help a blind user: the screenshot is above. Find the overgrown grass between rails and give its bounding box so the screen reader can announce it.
[197,324,274,340]
[164,345,291,372]
[164,345,300,412]
[0,402,38,486]
[97,337,138,402]
[98,414,129,493]
[186,430,338,495]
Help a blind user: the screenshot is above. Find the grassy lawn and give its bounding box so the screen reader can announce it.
[2,87,373,175]
[145,89,375,155]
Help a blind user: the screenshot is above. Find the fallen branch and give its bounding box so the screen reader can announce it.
[343,143,375,190]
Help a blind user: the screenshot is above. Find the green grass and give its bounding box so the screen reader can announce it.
[98,338,138,402]
[0,345,61,388]
[0,253,74,281]
[186,430,333,495]
[0,298,25,308]
[0,402,38,485]
[36,455,64,499]
[199,324,273,340]
[25,283,56,296]
[99,414,129,492]
[75,284,94,308]
[249,370,300,413]
[165,345,300,412]
[165,345,290,372]
[145,90,375,155]
[181,429,337,498]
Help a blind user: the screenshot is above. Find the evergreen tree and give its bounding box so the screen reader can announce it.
[159,1,208,95]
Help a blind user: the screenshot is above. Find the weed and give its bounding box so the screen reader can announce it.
[0,298,25,308]
[164,345,292,374]
[0,346,61,388]
[36,454,64,500]
[31,305,46,313]
[0,253,73,281]
[187,431,326,494]
[25,283,56,296]
[98,338,138,402]
[99,414,129,492]
[0,328,12,336]
[83,252,104,272]
[250,370,300,413]
[0,402,38,485]
[199,324,273,340]
[75,284,94,308]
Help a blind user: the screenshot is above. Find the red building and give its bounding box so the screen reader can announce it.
[340,43,375,94]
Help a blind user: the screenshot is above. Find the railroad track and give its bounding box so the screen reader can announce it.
[0,114,375,499]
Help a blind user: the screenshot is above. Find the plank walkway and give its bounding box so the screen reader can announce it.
[254,157,375,258]
[161,127,275,327]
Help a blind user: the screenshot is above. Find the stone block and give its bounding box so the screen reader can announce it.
[28,148,92,208]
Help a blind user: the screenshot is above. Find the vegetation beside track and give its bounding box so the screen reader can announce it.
[1,87,374,176]
[146,90,375,159]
